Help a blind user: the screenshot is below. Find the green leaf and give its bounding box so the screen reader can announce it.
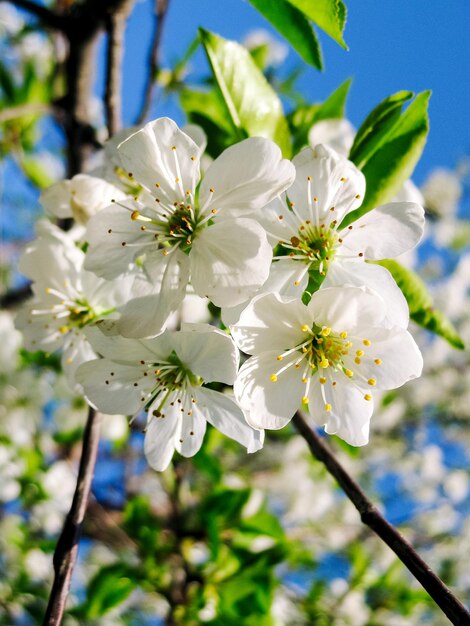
[314,77,352,121]
[0,60,16,103]
[344,91,431,226]
[20,156,55,189]
[375,259,465,349]
[199,28,291,156]
[349,91,414,168]
[85,565,135,618]
[248,0,323,69]
[286,0,348,49]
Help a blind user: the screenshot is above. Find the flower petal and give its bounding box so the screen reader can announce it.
[323,261,409,328]
[287,145,365,225]
[234,351,304,429]
[174,401,206,458]
[84,202,152,279]
[307,286,387,331]
[190,218,272,307]
[172,323,238,385]
[231,292,311,355]
[195,387,264,453]
[144,406,180,471]
[118,117,200,202]
[40,180,72,218]
[340,202,425,259]
[75,359,147,415]
[199,137,295,215]
[307,375,372,446]
[118,249,189,338]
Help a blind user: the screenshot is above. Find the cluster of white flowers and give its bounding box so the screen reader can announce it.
[16,117,425,471]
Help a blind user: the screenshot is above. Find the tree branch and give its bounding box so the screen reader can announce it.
[0,283,32,309]
[136,0,170,125]
[42,408,103,626]
[5,0,65,30]
[0,102,52,123]
[104,0,134,137]
[292,412,470,626]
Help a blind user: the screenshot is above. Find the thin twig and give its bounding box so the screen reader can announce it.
[292,412,470,626]
[104,0,134,137]
[5,0,65,29]
[42,408,103,626]
[136,0,170,125]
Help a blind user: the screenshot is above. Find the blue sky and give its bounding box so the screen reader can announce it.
[119,0,470,184]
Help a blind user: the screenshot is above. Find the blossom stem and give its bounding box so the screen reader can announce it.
[292,411,470,626]
[42,407,103,626]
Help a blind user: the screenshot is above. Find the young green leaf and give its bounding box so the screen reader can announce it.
[343,91,431,226]
[248,0,323,69]
[286,0,348,49]
[199,28,291,157]
[375,259,465,350]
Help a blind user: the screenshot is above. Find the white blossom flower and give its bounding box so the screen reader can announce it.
[421,167,462,217]
[84,117,294,337]
[40,174,124,225]
[258,144,424,327]
[232,287,423,446]
[76,321,264,471]
[308,118,356,156]
[15,222,135,388]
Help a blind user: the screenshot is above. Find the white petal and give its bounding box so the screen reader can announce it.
[263,259,308,298]
[392,179,424,205]
[40,180,72,218]
[84,203,152,279]
[340,202,425,259]
[144,406,180,471]
[323,261,409,328]
[117,117,200,202]
[84,322,173,363]
[69,174,125,224]
[75,359,147,415]
[343,326,423,390]
[307,375,372,446]
[307,286,386,331]
[174,402,206,458]
[288,145,365,225]
[15,305,64,353]
[234,351,305,429]
[190,218,272,307]
[195,387,264,452]
[62,332,96,390]
[308,118,356,156]
[199,137,295,215]
[231,292,311,355]
[118,249,189,338]
[172,323,238,385]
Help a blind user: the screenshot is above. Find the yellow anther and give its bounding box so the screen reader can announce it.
[364,394,372,401]
[355,357,361,365]
[368,378,376,386]
[302,396,309,405]
[346,341,353,348]
[278,215,284,220]
[59,326,68,334]
[45,287,52,294]
[325,403,332,412]
[294,280,300,286]
[344,369,353,378]
[270,374,278,382]
[307,176,312,181]
[319,377,326,384]
[131,210,140,220]
[175,177,180,183]
[295,363,301,369]
[302,377,308,384]
[66,358,73,364]
[320,358,329,368]
[374,359,382,365]
[171,145,176,150]
[301,324,310,332]
[355,194,361,199]
[356,350,364,357]
[321,327,331,337]
[363,339,371,346]
[302,346,308,353]
[209,187,214,193]
[211,208,217,214]
[340,177,347,182]
[340,331,348,339]
[276,355,283,361]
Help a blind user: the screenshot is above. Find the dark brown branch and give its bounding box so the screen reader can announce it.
[292,412,470,626]
[42,408,103,626]
[0,283,32,309]
[136,0,170,125]
[104,0,134,137]
[5,0,65,29]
